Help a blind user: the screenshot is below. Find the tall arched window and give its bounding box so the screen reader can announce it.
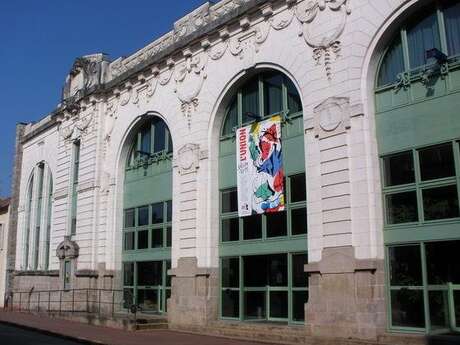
[375,1,460,334]
[377,2,460,87]
[219,71,308,324]
[23,162,54,270]
[122,116,173,314]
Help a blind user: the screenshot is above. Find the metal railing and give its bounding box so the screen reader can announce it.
[6,288,132,317]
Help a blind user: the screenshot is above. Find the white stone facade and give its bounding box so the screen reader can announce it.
[9,0,435,341]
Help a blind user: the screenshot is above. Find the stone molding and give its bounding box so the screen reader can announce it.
[169,257,213,278]
[175,144,202,175]
[14,270,60,277]
[306,96,351,139]
[56,236,80,260]
[75,270,99,278]
[304,246,378,274]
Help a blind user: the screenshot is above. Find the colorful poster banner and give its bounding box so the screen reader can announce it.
[236,115,285,217]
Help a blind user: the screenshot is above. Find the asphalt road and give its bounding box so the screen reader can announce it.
[0,323,84,345]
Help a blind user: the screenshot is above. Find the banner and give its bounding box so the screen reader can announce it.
[236,115,285,217]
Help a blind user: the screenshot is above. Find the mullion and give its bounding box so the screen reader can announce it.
[414,148,424,224]
[436,6,448,55]
[453,142,460,215]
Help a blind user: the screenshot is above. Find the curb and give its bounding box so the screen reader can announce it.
[0,320,107,345]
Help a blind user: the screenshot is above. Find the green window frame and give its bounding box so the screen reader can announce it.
[381,140,460,234]
[376,2,460,88]
[218,71,307,324]
[24,175,34,269]
[123,260,171,313]
[122,201,172,253]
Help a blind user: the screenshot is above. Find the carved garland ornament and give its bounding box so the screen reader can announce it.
[108,0,351,132]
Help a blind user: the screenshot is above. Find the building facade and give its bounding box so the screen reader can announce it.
[7,0,460,343]
[0,198,10,307]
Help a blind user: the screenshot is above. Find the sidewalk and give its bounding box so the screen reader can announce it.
[0,310,275,345]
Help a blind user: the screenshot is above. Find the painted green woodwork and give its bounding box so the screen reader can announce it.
[218,71,307,324]
[122,117,172,314]
[375,3,460,334]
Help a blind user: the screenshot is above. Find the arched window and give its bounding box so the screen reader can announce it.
[377,2,460,87]
[23,162,53,270]
[374,1,460,333]
[122,116,173,314]
[218,71,308,324]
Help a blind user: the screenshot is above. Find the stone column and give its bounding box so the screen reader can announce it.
[5,123,26,305]
[304,97,386,340]
[168,143,218,329]
[305,247,385,340]
[168,257,218,329]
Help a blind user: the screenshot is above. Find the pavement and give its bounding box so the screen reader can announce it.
[0,322,83,345]
[0,310,275,345]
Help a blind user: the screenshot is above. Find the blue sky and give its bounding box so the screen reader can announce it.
[0,0,206,197]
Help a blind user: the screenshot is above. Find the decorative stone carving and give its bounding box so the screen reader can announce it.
[175,54,208,129]
[63,54,107,100]
[56,236,80,260]
[177,143,201,175]
[59,112,94,143]
[295,0,351,79]
[310,97,350,138]
[174,3,210,42]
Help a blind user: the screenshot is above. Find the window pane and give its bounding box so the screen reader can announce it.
[383,152,415,186]
[426,241,460,284]
[244,255,267,287]
[244,291,266,320]
[286,77,302,114]
[222,290,239,318]
[263,72,283,116]
[269,254,287,287]
[137,261,162,286]
[423,185,459,220]
[266,211,287,237]
[407,11,441,68]
[391,289,425,328]
[222,257,239,288]
[293,291,308,322]
[138,289,159,311]
[153,119,166,153]
[290,174,306,202]
[123,288,134,309]
[221,189,238,213]
[222,218,239,242]
[137,230,149,250]
[166,226,172,248]
[166,200,172,222]
[293,254,308,287]
[124,209,135,228]
[243,214,262,240]
[138,206,149,226]
[455,291,460,328]
[242,76,259,124]
[291,208,307,235]
[152,228,163,248]
[378,37,405,86]
[222,97,237,136]
[419,144,455,181]
[444,2,460,56]
[429,290,449,330]
[140,126,151,155]
[124,232,135,251]
[270,291,288,319]
[386,191,418,224]
[123,262,134,286]
[152,203,164,224]
[389,245,422,286]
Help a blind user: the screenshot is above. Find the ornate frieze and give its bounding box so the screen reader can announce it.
[295,0,351,79]
[307,96,351,138]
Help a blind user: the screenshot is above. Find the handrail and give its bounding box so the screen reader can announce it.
[6,288,134,318]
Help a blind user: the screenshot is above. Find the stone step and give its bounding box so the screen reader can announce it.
[135,322,169,331]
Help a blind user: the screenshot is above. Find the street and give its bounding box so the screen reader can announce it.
[0,323,83,345]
